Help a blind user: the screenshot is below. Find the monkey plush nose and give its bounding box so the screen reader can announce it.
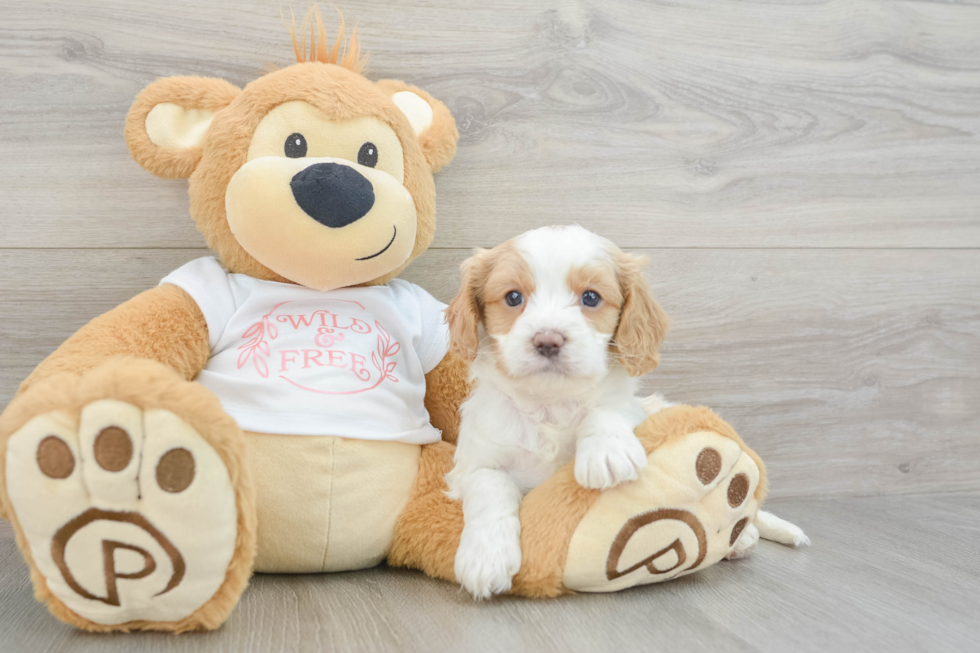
[533,331,565,358]
[290,163,375,228]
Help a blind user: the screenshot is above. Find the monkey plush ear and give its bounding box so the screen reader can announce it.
[376,79,459,173]
[125,76,241,179]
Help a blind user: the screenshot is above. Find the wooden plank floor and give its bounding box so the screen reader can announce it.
[1,0,979,650]
[1,494,978,653]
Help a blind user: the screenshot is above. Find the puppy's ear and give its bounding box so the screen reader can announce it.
[446,250,489,362]
[376,79,459,173]
[125,76,241,179]
[614,253,670,376]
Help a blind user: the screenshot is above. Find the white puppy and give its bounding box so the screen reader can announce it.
[444,225,670,599]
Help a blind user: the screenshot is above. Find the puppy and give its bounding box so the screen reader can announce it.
[444,225,669,599]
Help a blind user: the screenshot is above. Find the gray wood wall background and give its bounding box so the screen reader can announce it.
[1,0,978,503]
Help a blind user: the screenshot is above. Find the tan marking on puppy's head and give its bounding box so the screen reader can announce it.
[611,252,670,376]
[451,226,670,381]
[445,240,535,363]
[445,251,489,362]
[482,242,536,339]
[567,261,624,336]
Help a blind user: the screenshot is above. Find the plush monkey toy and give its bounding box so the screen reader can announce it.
[0,9,767,632]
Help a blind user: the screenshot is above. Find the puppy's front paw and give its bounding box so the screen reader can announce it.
[575,431,647,490]
[454,518,522,600]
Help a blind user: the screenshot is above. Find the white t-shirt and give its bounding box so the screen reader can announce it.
[161,257,449,443]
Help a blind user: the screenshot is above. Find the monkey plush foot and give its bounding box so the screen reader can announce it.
[513,405,767,596]
[0,358,255,632]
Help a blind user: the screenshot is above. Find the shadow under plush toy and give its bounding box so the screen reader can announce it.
[0,9,783,632]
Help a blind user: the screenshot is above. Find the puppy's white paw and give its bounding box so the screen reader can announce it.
[454,518,522,600]
[725,522,759,560]
[575,431,648,490]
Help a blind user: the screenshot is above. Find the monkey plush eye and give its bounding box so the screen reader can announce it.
[581,290,601,307]
[505,291,523,307]
[284,133,307,158]
[358,142,378,167]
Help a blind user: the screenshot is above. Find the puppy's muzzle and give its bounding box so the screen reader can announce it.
[290,162,375,228]
[533,331,565,358]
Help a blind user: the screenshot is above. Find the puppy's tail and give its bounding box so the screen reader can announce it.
[755,510,811,547]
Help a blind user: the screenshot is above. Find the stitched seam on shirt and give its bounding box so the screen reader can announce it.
[320,437,335,572]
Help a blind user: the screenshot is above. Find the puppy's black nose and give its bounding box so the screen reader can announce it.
[290,163,375,228]
[533,331,565,358]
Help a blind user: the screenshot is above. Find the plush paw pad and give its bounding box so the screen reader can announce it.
[5,401,237,626]
[563,428,760,592]
[455,518,522,600]
[725,522,759,560]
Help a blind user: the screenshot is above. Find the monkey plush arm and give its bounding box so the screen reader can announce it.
[423,350,470,445]
[18,284,210,396]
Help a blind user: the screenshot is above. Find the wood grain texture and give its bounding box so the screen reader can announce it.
[0,0,978,248]
[1,494,978,652]
[1,0,979,644]
[1,248,977,500]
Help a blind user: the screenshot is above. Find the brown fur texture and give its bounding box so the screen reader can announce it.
[0,358,257,632]
[20,284,210,396]
[423,350,471,446]
[445,251,489,362]
[375,79,459,173]
[567,261,624,335]
[612,252,670,376]
[387,441,460,581]
[125,76,241,179]
[481,243,537,337]
[511,459,602,598]
[445,243,537,363]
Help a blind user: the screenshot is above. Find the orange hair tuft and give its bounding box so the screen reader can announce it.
[285,5,367,73]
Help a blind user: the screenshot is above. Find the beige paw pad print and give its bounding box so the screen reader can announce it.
[5,400,238,625]
[563,430,760,592]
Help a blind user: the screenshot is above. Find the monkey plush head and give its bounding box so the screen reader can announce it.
[124,10,458,291]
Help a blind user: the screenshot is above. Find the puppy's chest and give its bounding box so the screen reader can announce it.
[506,401,587,492]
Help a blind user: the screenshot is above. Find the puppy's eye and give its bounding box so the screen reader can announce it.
[358,142,378,168]
[505,291,523,307]
[581,290,601,307]
[284,133,307,158]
